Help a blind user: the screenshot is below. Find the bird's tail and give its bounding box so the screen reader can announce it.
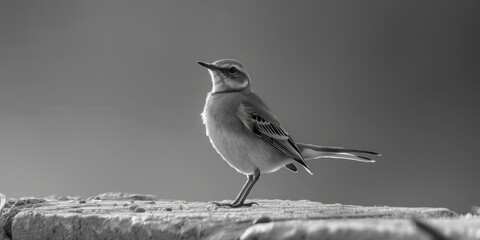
[297,143,380,163]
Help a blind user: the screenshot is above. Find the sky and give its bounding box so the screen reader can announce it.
[0,0,479,213]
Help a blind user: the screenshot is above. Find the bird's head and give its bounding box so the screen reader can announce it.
[197,59,251,93]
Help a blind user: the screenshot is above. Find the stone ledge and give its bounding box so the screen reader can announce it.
[241,218,480,240]
[0,193,475,240]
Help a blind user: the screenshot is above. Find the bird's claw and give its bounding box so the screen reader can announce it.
[211,201,259,208]
[242,201,259,207]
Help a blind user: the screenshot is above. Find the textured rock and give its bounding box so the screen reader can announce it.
[0,193,5,216]
[3,193,479,239]
[0,193,7,240]
[0,228,9,240]
[5,193,461,240]
[1,208,21,238]
[87,192,158,201]
[241,217,480,240]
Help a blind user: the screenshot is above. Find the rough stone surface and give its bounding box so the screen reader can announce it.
[0,192,477,239]
[0,193,5,216]
[0,229,9,240]
[1,208,21,238]
[241,217,480,240]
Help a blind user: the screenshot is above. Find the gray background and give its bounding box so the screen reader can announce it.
[1,1,479,213]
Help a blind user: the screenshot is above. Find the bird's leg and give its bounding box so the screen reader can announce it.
[213,169,260,208]
[212,174,254,207]
[232,174,254,205]
[235,168,260,207]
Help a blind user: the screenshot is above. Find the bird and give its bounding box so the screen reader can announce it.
[198,59,380,208]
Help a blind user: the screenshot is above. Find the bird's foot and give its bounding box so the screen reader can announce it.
[211,201,259,208]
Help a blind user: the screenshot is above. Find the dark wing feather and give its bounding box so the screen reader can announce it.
[284,163,298,172]
[239,103,312,174]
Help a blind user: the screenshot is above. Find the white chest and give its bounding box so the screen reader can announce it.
[202,97,257,173]
[201,94,284,174]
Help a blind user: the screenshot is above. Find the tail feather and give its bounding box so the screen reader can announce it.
[298,143,380,156]
[297,143,379,163]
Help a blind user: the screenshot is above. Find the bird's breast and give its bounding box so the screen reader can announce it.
[202,93,287,174]
[202,94,256,173]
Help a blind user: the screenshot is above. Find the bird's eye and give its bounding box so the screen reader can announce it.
[228,67,238,75]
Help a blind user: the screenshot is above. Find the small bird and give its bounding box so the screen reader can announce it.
[198,59,380,208]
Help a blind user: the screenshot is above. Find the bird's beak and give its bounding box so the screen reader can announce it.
[197,61,217,70]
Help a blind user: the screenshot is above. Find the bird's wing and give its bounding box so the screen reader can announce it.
[238,102,312,174]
